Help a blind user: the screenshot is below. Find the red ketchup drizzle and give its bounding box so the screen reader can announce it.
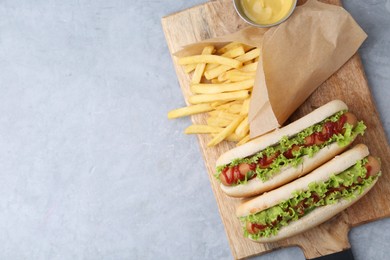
[258,151,280,168]
[258,155,268,167]
[295,199,309,216]
[221,165,252,186]
[233,165,241,182]
[221,167,233,185]
[249,217,283,234]
[283,149,295,159]
[248,160,378,235]
[325,186,346,196]
[305,114,347,146]
[252,223,267,232]
[224,114,348,186]
[365,165,372,178]
[283,144,299,159]
[337,114,347,132]
[249,163,257,171]
[311,193,320,204]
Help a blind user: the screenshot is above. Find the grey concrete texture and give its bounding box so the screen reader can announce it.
[0,0,388,259]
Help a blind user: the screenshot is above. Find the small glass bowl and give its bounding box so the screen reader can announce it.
[233,0,297,28]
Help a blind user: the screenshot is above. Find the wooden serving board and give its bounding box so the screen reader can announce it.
[162,0,390,259]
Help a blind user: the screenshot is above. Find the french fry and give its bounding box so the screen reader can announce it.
[206,50,260,81]
[217,42,242,54]
[221,70,256,82]
[207,116,245,146]
[237,134,250,146]
[191,79,254,94]
[178,55,242,69]
[222,46,246,58]
[225,133,241,142]
[227,70,256,77]
[210,100,231,108]
[236,48,261,63]
[214,100,243,110]
[184,125,223,134]
[211,78,231,84]
[192,46,215,84]
[240,98,251,115]
[228,103,243,114]
[227,75,255,82]
[211,133,241,142]
[217,42,254,54]
[205,46,245,71]
[204,64,231,80]
[217,72,227,82]
[239,62,258,72]
[167,104,214,119]
[208,110,240,121]
[204,49,259,79]
[169,42,260,146]
[184,64,197,73]
[207,117,232,127]
[188,90,250,104]
[235,117,249,138]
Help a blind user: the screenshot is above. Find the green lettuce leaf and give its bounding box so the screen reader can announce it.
[241,158,380,240]
[215,111,366,183]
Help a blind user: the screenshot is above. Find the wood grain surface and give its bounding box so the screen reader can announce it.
[161,0,390,259]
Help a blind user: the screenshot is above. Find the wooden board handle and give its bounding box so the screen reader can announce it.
[308,249,354,260]
[296,213,351,259]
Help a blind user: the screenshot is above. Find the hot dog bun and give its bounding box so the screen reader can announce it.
[254,184,376,243]
[217,100,348,166]
[236,144,380,243]
[221,142,346,197]
[216,100,364,198]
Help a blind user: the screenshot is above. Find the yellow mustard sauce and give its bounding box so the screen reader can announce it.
[241,0,295,25]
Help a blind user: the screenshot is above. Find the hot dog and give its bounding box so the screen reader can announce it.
[236,144,381,242]
[215,100,366,197]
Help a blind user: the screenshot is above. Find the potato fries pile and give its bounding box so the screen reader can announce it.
[168,42,259,147]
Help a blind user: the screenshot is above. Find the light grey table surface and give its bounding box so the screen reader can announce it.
[0,0,389,259]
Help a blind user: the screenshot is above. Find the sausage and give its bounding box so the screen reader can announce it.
[304,112,358,146]
[220,168,232,186]
[220,163,256,186]
[365,156,381,178]
[246,221,267,234]
[221,112,359,186]
[246,155,381,235]
[283,144,300,159]
[257,152,280,169]
[357,156,381,183]
[239,163,252,175]
[342,112,358,131]
[220,152,281,186]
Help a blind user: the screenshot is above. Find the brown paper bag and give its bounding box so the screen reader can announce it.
[249,0,367,137]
